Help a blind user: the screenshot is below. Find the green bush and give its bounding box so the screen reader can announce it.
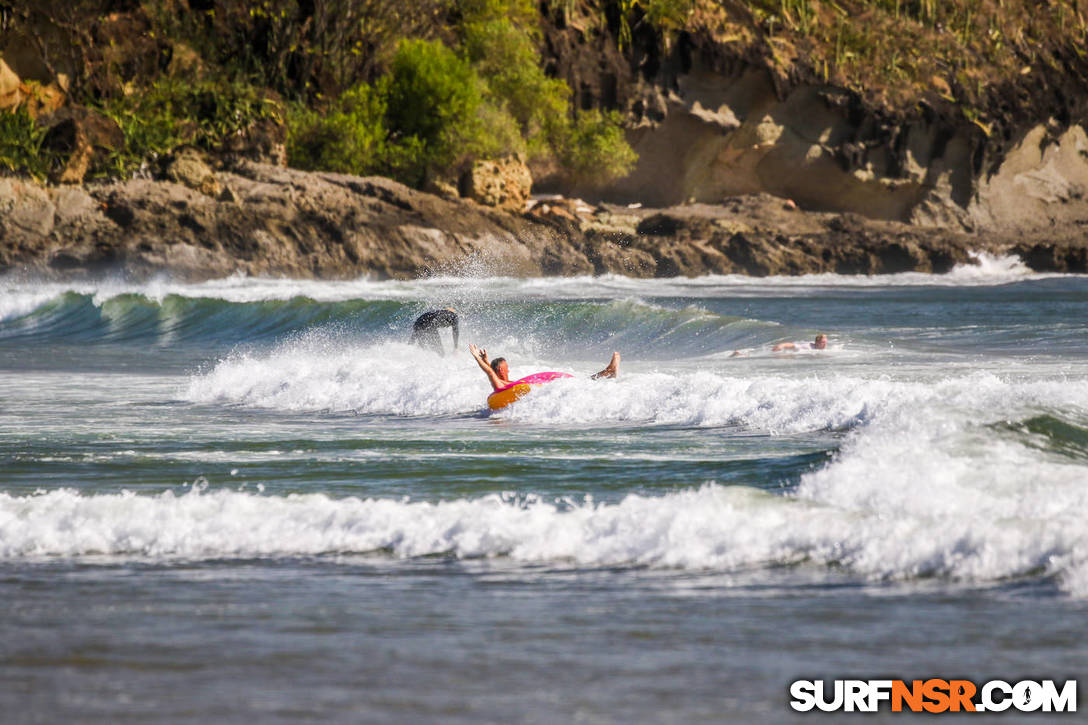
[382,39,485,184]
[459,1,636,183]
[552,109,637,186]
[458,0,569,161]
[287,84,387,175]
[0,107,49,180]
[98,78,282,177]
[288,39,504,185]
[462,17,569,136]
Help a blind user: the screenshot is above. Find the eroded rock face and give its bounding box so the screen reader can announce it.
[460,154,532,213]
[605,69,1088,231]
[969,124,1088,232]
[598,67,983,224]
[540,26,1088,232]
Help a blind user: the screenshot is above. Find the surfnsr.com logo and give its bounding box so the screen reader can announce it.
[789,679,1077,713]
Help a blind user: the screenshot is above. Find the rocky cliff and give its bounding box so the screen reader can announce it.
[3,160,1085,281]
[539,3,1088,233]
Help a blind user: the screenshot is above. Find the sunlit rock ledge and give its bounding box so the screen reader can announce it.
[1,160,1085,281]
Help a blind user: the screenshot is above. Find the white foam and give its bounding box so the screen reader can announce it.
[0,253,1074,316]
[20,353,1088,595]
[798,374,1088,523]
[185,334,882,429]
[185,327,1088,436]
[956,251,1035,279]
[0,289,59,323]
[10,272,1088,597]
[0,481,1084,594]
[185,337,485,416]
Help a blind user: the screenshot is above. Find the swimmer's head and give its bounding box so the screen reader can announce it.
[813,333,828,350]
[490,357,508,379]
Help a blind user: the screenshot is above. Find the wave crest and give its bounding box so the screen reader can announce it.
[2,484,1085,595]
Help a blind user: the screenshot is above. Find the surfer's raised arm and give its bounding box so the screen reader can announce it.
[469,343,509,391]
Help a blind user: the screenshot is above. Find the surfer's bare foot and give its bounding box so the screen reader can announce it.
[592,352,620,379]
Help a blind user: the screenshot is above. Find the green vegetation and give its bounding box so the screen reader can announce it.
[1,0,639,188]
[741,0,1088,118]
[0,106,48,181]
[461,8,568,143]
[287,85,388,177]
[2,0,1087,187]
[288,38,500,185]
[93,78,283,178]
[553,110,638,186]
[382,39,487,184]
[286,1,636,187]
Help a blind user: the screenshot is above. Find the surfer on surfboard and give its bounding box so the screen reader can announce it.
[469,344,620,391]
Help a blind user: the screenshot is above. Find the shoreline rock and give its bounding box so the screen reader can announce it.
[1,163,1086,282]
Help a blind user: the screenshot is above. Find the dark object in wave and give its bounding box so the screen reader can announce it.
[409,308,459,356]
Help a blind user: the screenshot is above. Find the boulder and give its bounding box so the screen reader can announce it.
[0,58,23,110]
[167,149,222,198]
[0,177,55,236]
[24,82,67,119]
[220,117,288,167]
[51,186,99,225]
[460,153,532,213]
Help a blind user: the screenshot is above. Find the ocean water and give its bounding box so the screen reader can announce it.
[1,255,1086,723]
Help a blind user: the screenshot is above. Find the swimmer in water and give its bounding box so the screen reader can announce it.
[773,333,828,352]
[469,344,620,391]
[731,333,828,357]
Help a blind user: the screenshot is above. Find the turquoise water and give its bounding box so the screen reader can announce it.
[1,259,1087,722]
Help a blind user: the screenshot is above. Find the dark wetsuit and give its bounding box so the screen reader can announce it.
[410,309,459,356]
